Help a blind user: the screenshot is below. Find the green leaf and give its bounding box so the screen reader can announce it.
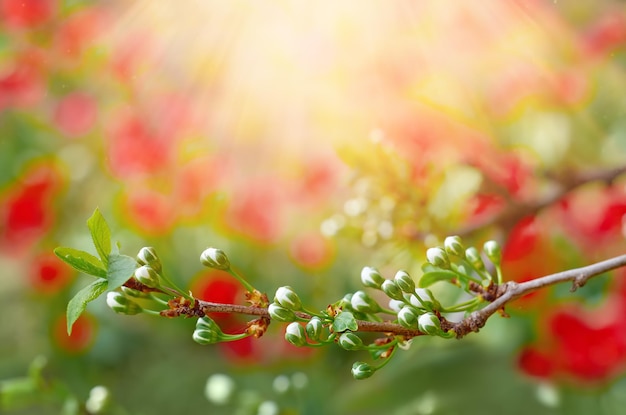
[106,254,137,290]
[66,278,108,335]
[53,247,106,278]
[418,270,458,287]
[87,208,111,266]
[332,311,358,332]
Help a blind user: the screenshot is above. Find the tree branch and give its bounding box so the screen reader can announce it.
[459,165,626,237]
[157,254,626,340]
[451,253,626,338]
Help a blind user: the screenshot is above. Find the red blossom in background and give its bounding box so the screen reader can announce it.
[0,163,63,253]
[582,11,626,57]
[226,178,287,244]
[52,7,106,59]
[0,0,55,28]
[53,91,98,137]
[0,51,46,111]
[519,303,626,383]
[189,270,241,321]
[52,313,95,354]
[106,112,174,178]
[29,251,74,293]
[289,231,333,269]
[121,188,176,236]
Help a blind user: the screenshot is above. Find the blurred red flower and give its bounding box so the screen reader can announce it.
[1,0,55,28]
[107,112,172,178]
[52,313,95,354]
[226,178,286,243]
[121,188,176,236]
[29,251,74,293]
[54,92,98,137]
[0,162,62,253]
[289,231,333,269]
[0,52,46,110]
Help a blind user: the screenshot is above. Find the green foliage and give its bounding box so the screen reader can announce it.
[53,247,106,279]
[66,279,108,335]
[86,208,112,267]
[332,311,358,332]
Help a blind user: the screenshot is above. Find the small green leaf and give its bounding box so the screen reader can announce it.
[106,254,137,290]
[87,208,111,266]
[66,278,108,335]
[418,270,458,287]
[54,247,106,278]
[332,311,358,332]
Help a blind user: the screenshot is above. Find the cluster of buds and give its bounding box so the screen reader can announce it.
[101,239,505,381]
[423,236,503,287]
[106,246,185,316]
[359,267,451,338]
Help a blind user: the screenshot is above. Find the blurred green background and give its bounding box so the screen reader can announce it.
[2,0,626,414]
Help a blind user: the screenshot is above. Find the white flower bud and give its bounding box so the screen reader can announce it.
[360,266,384,289]
[351,361,374,380]
[285,322,307,347]
[397,306,419,329]
[274,286,302,311]
[200,248,231,270]
[418,312,442,335]
[426,247,450,268]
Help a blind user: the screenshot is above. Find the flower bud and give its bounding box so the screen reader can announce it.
[305,317,324,342]
[121,286,150,298]
[397,306,419,329]
[196,316,222,333]
[410,288,439,311]
[444,235,464,257]
[338,332,363,350]
[337,293,353,310]
[268,303,297,323]
[381,280,404,300]
[360,266,384,289]
[136,246,162,274]
[134,265,160,288]
[394,270,415,293]
[388,299,404,313]
[483,240,502,265]
[200,248,230,270]
[418,312,442,335]
[285,322,307,347]
[350,290,381,313]
[465,247,485,271]
[193,328,220,345]
[274,286,302,311]
[351,361,374,380]
[106,292,142,315]
[426,247,450,269]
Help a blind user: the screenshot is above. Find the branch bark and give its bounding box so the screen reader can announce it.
[459,165,626,237]
[171,253,626,340]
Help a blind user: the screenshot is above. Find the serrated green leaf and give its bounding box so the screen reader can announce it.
[87,208,111,266]
[418,270,458,287]
[332,311,358,332]
[53,247,106,278]
[106,254,137,290]
[66,278,107,335]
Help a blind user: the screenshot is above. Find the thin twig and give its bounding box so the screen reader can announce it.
[458,165,626,237]
[452,253,626,338]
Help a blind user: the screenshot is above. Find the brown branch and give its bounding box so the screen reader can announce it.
[451,253,626,338]
[458,165,626,237]
[158,253,626,340]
